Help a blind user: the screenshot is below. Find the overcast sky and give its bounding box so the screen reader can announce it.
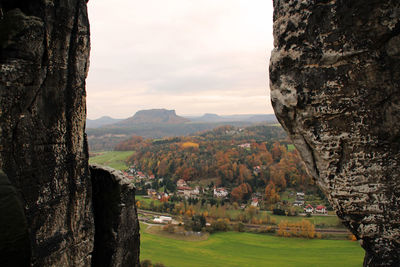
[86,0,274,119]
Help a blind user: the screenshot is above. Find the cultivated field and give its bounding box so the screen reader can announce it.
[89,150,134,170]
[140,224,364,267]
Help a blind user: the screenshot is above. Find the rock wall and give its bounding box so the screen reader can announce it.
[0,1,140,266]
[90,165,140,267]
[0,1,93,265]
[270,1,400,266]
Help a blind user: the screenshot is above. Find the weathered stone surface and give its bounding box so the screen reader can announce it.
[90,165,140,267]
[0,1,93,266]
[270,1,400,266]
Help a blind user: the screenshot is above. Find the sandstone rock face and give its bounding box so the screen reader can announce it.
[0,1,139,266]
[90,165,140,267]
[0,1,141,266]
[0,1,93,266]
[270,1,400,266]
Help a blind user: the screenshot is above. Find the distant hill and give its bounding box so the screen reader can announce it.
[86,116,123,129]
[247,114,278,123]
[114,109,189,126]
[190,113,225,122]
[185,113,278,123]
[86,109,280,151]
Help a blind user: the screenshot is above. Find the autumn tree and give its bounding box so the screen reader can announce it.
[265,182,280,204]
[114,135,144,151]
[231,183,252,202]
[277,220,316,238]
[271,142,287,162]
[238,164,252,184]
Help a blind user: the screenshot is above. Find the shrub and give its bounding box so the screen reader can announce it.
[258,225,276,234]
[212,218,230,232]
[141,259,166,267]
[273,208,286,216]
[234,222,245,232]
[287,207,298,216]
[348,234,357,241]
[261,215,271,225]
[191,215,206,232]
[140,259,152,267]
[277,220,316,238]
[163,223,175,233]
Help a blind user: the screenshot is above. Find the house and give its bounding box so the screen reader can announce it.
[177,186,199,199]
[253,166,261,175]
[296,192,305,200]
[147,189,157,198]
[191,186,200,197]
[293,200,304,206]
[153,216,172,224]
[305,204,314,213]
[149,174,155,180]
[176,179,188,187]
[177,186,192,197]
[122,171,135,180]
[137,171,147,179]
[251,198,259,207]
[213,187,229,198]
[315,205,327,214]
[128,167,136,174]
[177,186,192,191]
[238,143,251,149]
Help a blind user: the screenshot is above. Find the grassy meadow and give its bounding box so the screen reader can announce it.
[140,224,364,267]
[89,150,134,170]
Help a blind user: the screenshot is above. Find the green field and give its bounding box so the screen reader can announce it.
[287,144,295,151]
[141,224,364,267]
[136,195,163,207]
[89,151,134,170]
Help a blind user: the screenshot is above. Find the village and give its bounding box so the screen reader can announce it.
[121,165,328,216]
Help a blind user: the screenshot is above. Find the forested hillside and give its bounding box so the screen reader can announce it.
[116,125,315,198]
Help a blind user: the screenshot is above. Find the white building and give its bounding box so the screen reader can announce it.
[213,187,229,198]
[153,216,172,224]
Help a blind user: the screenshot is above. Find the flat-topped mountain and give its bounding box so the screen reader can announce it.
[86,110,279,150]
[116,109,189,126]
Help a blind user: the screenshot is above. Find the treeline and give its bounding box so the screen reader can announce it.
[117,125,313,196]
[88,121,286,151]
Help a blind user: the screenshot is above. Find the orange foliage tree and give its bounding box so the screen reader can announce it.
[277,220,316,238]
[265,182,280,204]
[231,183,252,202]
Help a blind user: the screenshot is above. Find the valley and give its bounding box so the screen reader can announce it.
[89,122,364,266]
